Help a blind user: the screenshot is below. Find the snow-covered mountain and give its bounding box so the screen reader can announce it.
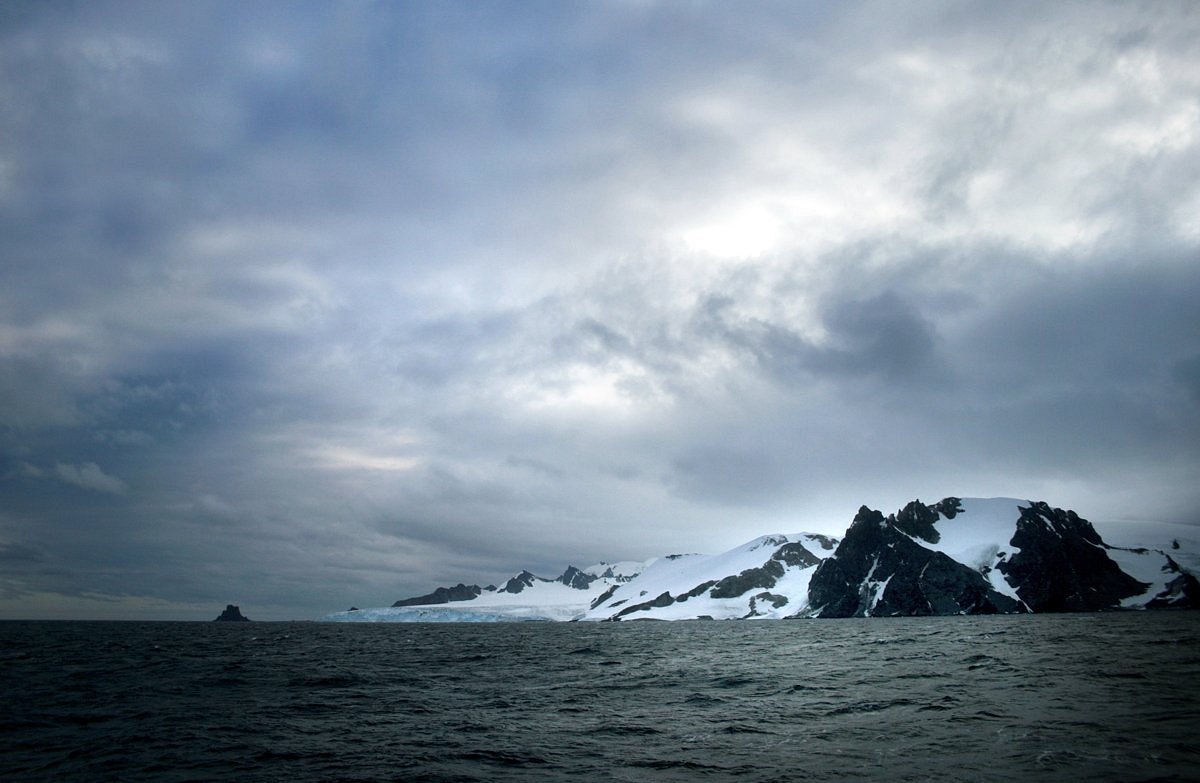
[578,533,838,621]
[319,498,1198,622]
[323,560,648,622]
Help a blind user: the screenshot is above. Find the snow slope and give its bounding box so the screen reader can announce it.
[320,566,647,622]
[1090,519,1200,608]
[924,497,1030,602]
[578,533,839,621]
[1092,519,1200,574]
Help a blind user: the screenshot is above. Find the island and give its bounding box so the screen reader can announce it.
[213,604,251,622]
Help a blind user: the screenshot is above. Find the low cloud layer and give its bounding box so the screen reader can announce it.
[2,1,1198,619]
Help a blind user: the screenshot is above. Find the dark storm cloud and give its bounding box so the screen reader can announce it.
[1,1,1198,618]
[710,291,946,386]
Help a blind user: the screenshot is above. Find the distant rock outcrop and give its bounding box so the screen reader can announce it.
[214,604,250,622]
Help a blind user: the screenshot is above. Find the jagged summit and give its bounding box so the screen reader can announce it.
[556,565,596,590]
[321,497,1199,622]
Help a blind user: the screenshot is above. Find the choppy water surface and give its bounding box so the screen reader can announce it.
[3,613,1199,781]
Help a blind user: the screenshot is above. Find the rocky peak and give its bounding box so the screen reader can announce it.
[998,503,1145,611]
[556,565,597,590]
[502,570,544,594]
[807,502,1022,618]
[890,499,941,543]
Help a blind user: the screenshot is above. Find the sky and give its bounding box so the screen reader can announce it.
[1,1,1199,620]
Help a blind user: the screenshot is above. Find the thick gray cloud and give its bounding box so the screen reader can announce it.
[1,1,1198,619]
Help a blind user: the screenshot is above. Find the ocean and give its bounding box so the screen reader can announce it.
[2,612,1198,782]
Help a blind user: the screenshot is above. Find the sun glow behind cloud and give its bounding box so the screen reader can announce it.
[505,358,669,419]
[314,447,422,474]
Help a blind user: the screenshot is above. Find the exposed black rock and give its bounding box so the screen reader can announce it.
[392,583,482,607]
[805,506,887,618]
[556,566,597,590]
[677,580,717,601]
[590,584,619,609]
[897,551,1022,615]
[805,504,1022,618]
[614,590,675,619]
[806,534,840,551]
[933,497,964,519]
[745,592,789,617]
[710,559,785,599]
[890,499,941,543]
[214,604,250,622]
[1145,558,1200,608]
[755,592,788,608]
[995,502,1147,612]
[502,570,551,594]
[582,563,638,583]
[772,542,822,568]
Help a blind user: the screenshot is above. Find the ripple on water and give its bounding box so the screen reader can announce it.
[1,613,1199,782]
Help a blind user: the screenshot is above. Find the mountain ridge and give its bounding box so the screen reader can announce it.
[322,497,1198,622]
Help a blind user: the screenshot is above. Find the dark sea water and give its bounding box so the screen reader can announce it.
[2,613,1199,782]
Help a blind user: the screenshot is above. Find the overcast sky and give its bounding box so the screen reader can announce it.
[2,1,1198,620]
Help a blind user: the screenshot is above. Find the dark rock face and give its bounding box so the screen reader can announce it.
[996,502,1147,612]
[806,497,1177,618]
[932,497,964,519]
[392,583,482,607]
[772,542,822,568]
[556,566,597,590]
[590,584,619,610]
[745,592,789,617]
[710,559,785,599]
[900,551,1022,615]
[890,499,941,543]
[679,580,717,601]
[502,570,549,594]
[590,564,636,582]
[806,534,840,551]
[614,590,675,619]
[806,506,888,618]
[806,504,1022,618]
[214,604,250,622]
[1145,561,1200,608]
